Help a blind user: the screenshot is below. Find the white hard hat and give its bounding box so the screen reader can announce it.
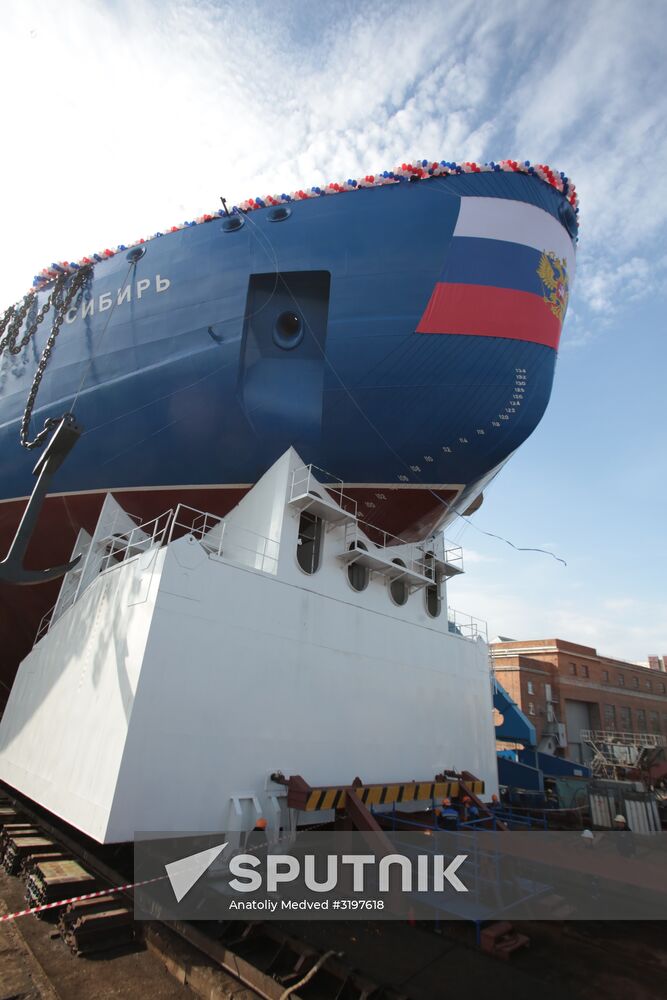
[613,814,627,824]
[581,829,594,840]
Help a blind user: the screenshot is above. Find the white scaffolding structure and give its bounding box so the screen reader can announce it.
[581,729,665,780]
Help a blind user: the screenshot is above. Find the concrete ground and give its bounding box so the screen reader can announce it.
[3,863,666,1000]
[0,870,190,1000]
[282,918,667,1000]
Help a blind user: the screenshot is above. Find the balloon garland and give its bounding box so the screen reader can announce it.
[28,159,578,293]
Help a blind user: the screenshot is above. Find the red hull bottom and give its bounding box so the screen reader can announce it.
[0,483,458,702]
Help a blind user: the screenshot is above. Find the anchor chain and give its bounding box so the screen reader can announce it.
[0,266,92,450]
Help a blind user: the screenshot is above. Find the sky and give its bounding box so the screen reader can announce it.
[1,0,666,662]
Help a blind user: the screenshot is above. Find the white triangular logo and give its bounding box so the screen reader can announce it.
[165,842,227,902]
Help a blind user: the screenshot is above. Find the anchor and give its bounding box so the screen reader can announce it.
[0,415,83,585]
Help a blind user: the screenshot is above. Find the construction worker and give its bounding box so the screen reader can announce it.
[612,814,636,858]
[243,816,269,854]
[545,788,558,809]
[439,797,458,830]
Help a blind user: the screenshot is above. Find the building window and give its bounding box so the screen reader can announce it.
[637,709,647,733]
[389,560,408,607]
[604,704,616,730]
[618,674,625,687]
[602,670,609,682]
[296,512,323,574]
[645,679,652,691]
[632,676,639,688]
[619,706,632,732]
[649,711,660,734]
[569,663,577,675]
[659,682,666,694]
[527,681,535,695]
[528,702,535,716]
[581,664,589,678]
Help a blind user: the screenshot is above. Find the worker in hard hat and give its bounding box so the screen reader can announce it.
[612,813,636,858]
[242,816,270,855]
[457,795,472,825]
[439,797,459,830]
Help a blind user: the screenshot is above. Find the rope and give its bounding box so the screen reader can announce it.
[278,949,342,1000]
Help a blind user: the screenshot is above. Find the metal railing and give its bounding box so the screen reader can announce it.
[371,802,547,832]
[168,504,280,575]
[97,509,174,574]
[290,464,358,519]
[447,607,488,642]
[343,521,464,580]
[34,605,56,645]
[33,503,282,647]
[426,534,464,574]
[343,521,435,581]
[581,729,666,749]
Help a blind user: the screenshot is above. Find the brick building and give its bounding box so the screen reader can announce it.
[491,638,667,764]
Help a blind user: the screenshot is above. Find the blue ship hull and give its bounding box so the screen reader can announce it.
[0,170,576,683]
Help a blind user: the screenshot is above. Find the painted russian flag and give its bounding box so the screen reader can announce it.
[417,198,576,350]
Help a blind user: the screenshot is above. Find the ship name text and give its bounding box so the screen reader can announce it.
[64,274,171,323]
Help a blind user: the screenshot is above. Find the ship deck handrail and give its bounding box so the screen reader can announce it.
[97,509,174,575]
[289,464,359,521]
[167,503,280,575]
[33,499,476,649]
[447,607,488,643]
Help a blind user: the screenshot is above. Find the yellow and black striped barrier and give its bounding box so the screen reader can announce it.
[300,778,483,813]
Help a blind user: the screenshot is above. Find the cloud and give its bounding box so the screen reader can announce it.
[501,3,667,323]
[460,548,497,566]
[451,572,667,664]
[1,0,664,663]
[577,253,667,315]
[3,0,665,317]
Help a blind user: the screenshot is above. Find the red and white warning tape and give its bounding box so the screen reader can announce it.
[0,874,166,922]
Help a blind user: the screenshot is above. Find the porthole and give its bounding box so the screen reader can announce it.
[424,552,441,618]
[126,245,146,263]
[273,310,304,350]
[267,206,291,222]
[296,511,322,574]
[222,214,245,232]
[389,559,408,606]
[425,580,441,618]
[347,541,369,593]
